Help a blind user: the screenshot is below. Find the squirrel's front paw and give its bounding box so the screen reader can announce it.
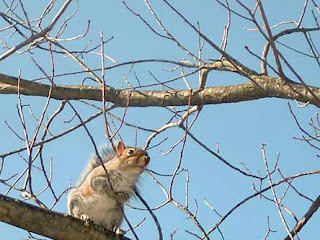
[80,214,93,225]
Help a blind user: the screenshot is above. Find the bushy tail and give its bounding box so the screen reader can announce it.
[77,148,116,185]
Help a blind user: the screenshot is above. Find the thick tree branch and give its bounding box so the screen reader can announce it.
[284,195,320,240]
[0,73,319,107]
[0,194,130,240]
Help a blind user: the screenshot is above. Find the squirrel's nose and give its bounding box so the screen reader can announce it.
[144,154,150,165]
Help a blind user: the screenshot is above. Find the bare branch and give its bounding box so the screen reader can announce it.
[284,195,320,240]
[0,0,73,61]
[0,193,131,240]
[1,73,320,107]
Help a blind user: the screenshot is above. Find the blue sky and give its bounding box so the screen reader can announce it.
[0,0,319,239]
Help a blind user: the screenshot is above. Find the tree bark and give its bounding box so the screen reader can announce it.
[0,194,130,240]
[284,195,320,240]
[1,73,319,107]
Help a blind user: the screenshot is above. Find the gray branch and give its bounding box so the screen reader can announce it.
[1,73,320,107]
[0,194,131,240]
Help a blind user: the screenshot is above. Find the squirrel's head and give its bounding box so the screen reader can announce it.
[116,141,150,171]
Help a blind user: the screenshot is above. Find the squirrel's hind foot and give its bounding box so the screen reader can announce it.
[113,227,125,235]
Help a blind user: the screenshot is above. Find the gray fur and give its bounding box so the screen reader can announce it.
[68,144,149,231]
[78,148,116,185]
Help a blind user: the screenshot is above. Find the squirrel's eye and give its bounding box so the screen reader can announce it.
[127,149,135,155]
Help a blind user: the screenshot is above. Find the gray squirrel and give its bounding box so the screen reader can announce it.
[67,141,150,231]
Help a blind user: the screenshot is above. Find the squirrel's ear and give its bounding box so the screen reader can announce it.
[116,141,126,156]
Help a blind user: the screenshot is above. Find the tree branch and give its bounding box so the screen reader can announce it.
[0,0,73,61]
[284,195,320,240]
[0,193,130,240]
[1,73,319,107]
